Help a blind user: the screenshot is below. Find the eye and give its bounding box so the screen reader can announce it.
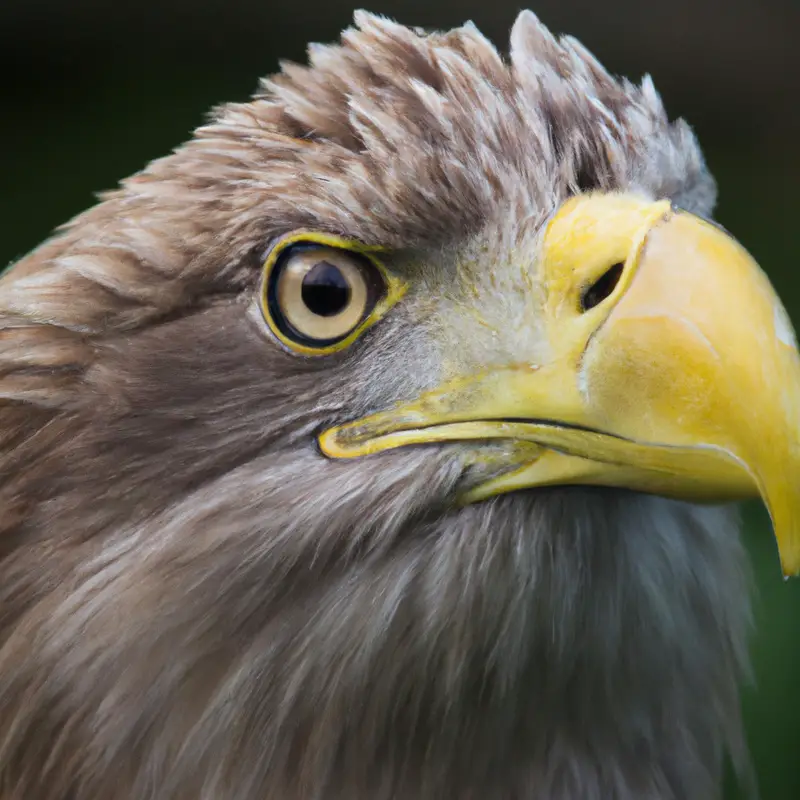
[263,241,390,353]
[580,262,624,312]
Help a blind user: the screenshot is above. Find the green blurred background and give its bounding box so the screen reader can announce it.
[0,0,798,795]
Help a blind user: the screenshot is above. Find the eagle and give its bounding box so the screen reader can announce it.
[0,9,797,800]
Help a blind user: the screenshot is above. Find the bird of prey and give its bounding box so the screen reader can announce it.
[1,9,798,800]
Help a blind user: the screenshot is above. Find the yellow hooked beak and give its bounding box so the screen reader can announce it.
[319,193,800,577]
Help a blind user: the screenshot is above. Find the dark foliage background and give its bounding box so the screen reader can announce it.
[1,1,798,796]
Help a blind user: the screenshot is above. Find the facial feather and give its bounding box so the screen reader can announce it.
[0,10,751,800]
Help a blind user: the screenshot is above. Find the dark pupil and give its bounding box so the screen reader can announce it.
[301,262,351,317]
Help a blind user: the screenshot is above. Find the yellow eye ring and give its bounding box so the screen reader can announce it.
[260,232,407,356]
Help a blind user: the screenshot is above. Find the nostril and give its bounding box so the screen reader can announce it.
[580,263,624,312]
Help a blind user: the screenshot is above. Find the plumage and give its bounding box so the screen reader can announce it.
[2,9,788,799]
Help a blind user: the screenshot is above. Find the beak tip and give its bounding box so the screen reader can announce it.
[779,547,800,580]
[782,563,800,580]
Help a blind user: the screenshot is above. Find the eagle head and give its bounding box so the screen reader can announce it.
[0,10,796,800]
